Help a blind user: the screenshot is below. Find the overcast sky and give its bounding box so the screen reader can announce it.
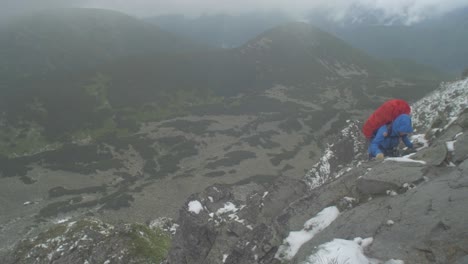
[2,0,468,24]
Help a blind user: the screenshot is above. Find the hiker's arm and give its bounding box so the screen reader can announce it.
[369,126,387,156]
[402,135,413,149]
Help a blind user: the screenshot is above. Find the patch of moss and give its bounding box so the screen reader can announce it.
[83,73,112,111]
[0,121,60,158]
[69,117,130,143]
[69,219,102,233]
[119,89,223,124]
[128,224,171,263]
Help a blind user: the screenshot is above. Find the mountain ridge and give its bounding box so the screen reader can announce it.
[0,8,207,80]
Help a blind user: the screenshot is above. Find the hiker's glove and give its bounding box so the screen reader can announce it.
[376,153,384,161]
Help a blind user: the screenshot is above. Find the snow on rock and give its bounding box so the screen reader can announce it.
[54,217,71,224]
[446,141,456,152]
[275,206,340,261]
[412,78,468,130]
[343,196,356,202]
[188,200,204,214]
[411,134,428,149]
[305,147,334,189]
[205,200,249,227]
[304,120,366,189]
[149,217,179,236]
[384,157,426,165]
[302,237,405,264]
[302,237,375,264]
[385,260,405,264]
[216,202,238,215]
[9,218,171,264]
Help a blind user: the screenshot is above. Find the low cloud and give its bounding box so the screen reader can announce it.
[1,0,467,24]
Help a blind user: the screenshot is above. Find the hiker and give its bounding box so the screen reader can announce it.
[368,114,414,160]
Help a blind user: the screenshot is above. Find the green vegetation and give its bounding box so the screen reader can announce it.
[12,219,172,263]
[0,121,60,158]
[69,117,130,143]
[128,223,171,263]
[84,73,112,110]
[119,89,224,123]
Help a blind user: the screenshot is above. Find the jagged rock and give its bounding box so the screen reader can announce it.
[356,178,399,195]
[434,123,463,142]
[356,162,424,195]
[455,109,468,129]
[412,142,448,166]
[166,193,218,264]
[166,178,310,264]
[293,164,468,264]
[448,169,468,189]
[2,218,170,264]
[459,159,468,171]
[454,133,468,163]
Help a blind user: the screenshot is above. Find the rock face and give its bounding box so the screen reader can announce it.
[166,109,468,263]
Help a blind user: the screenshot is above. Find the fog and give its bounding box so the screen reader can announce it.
[1,0,468,24]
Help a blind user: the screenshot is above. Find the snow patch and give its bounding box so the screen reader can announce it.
[446,141,455,152]
[411,134,429,149]
[275,206,340,261]
[216,202,238,215]
[412,78,468,130]
[302,237,378,264]
[188,200,204,214]
[305,147,334,189]
[384,157,426,165]
[54,217,71,224]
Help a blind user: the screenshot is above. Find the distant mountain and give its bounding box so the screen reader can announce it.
[236,22,448,95]
[0,22,448,156]
[0,8,205,80]
[146,12,292,48]
[307,7,468,73]
[147,8,467,74]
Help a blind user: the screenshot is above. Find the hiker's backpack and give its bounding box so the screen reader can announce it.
[362,99,411,139]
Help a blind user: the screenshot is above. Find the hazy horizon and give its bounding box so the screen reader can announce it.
[2,0,468,25]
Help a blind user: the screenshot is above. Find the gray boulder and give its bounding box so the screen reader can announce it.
[294,165,468,264]
[357,162,425,195]
[454,133,468,163]
[412,142,448,166]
